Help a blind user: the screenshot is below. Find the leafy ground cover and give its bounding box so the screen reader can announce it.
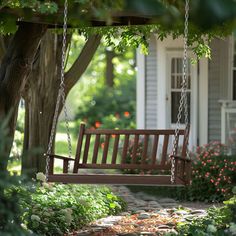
[177,187,236,235]
[0,172,126,236]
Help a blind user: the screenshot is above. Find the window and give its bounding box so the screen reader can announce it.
[170,57,191,123]
[233,35,236,100]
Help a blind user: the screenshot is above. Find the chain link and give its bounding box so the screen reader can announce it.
[45,0,72,180]
[170,0,189,184]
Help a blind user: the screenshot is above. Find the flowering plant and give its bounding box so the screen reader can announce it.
[123,139,148,174]
[189,141,236,202]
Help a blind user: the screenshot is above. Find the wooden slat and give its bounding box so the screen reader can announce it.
[73,124,86,173]
[48,174,185,186]
[181,125,190,158]
[77,163,171,170]
[151,135,159,164]
[131,134,139,164]
[92,134,100,164]
[49,157,54,175]
[185,161,192,185]
[121,134,130,163]
[63,159,69,173]
[48,154,74,161]
[161,135,169,166]
[82,134,91,164]
[111,135,120,164]
[141,135,149,164]
[85,129,185,135]
[102,135,110,164]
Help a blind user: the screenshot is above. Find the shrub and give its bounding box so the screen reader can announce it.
[75,78,136,130]
[176,186,236,235]
[23,175,126,235]
[0,119,31,236]
[128,142,236,203]
[188,141,236,202]
[123,140,144,174]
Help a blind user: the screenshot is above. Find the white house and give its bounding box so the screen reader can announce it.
[136,34,236,152]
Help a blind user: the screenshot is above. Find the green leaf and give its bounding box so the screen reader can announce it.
[109,202,116,209]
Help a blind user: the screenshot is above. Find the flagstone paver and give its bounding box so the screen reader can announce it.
[71,186,216,236]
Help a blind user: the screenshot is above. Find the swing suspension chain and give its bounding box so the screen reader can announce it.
[46,0,72,180]
[170,0,189,184]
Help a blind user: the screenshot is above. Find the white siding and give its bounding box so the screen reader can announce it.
[208,38,230,141]
[145,36,157,128]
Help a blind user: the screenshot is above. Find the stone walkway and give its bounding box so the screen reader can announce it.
[71,186,217,236]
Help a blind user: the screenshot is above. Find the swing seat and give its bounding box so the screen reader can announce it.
[47,124,191,186]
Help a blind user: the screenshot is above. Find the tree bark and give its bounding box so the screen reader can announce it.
[22,32,101,175]
[0,23,47,172]
[105,49,115,87]
[22,31,63,175]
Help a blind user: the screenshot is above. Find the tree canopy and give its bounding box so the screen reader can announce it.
[0,0,235,58]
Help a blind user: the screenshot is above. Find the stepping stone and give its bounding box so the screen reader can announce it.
[140,206,158,211]
[175,210,188,215]
[157,225,171,229]
[190,209,207,215]
[168,229,178,235]
[77,231,92,236]
[140,232,156,235]
[128,207,137,212]
[135,209,146,214]
[158,198,177,203]
[135,192,157,201]
[148,200,160,205]
[120,212,130,216]
[118,233,138,236]
[155,211,170,216]
[135,200,147,206]
[147,202,162,208]
[160,203,178,208]
[138,213,151,219]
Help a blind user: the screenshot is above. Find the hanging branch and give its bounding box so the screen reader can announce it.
[64,34,102,93]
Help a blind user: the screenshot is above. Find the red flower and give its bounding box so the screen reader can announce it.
[95,121,101,128]
[124,111,130,117]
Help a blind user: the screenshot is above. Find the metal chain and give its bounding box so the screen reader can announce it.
[45,0,72,180]
[170,0,189,184]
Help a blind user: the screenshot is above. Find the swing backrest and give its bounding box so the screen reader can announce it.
[72,124,189,173]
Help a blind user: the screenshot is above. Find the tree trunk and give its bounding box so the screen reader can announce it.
[105,49,115,87]
[22,31,63,175]
[0,23,47,172]
[22,32,101,175]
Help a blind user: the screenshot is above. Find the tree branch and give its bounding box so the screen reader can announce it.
[65,34,101,93]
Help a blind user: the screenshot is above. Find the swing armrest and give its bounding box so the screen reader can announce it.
[172,155,191,185]
[47,154,75,161]
[172,156,191,162]
[45,154,74,174]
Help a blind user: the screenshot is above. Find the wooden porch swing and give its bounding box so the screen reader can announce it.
[45,0,191,186]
